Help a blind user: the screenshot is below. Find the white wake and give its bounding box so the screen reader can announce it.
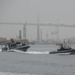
[13,50,49,54]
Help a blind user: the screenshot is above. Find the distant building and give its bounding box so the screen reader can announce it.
[0,37,6,42]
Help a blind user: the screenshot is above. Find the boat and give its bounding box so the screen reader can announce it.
[49,43,75,54]
[2,41,30,52]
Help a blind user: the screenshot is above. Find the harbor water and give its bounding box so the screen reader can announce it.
[0,44,75,75]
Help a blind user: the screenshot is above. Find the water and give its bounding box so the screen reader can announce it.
[0,44,75,75]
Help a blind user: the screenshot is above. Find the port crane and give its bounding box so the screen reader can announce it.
[0,22,75,43]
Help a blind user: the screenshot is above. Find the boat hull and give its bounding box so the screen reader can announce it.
[2,46,30,52]
[49,49,75,54]
[16,46,30,51]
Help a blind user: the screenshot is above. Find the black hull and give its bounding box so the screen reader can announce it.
[57,48,71,51]
[16,46,30,51]
[2,46,30,52]
[49,49,75,54]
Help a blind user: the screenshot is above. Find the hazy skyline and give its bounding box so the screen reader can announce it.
[0,0,75,41]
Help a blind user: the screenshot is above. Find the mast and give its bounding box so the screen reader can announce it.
[23,23,26,40]
[37,14,40,43]
[56,19,59,43]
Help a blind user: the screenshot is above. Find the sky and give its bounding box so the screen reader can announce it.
[0,0,75,41]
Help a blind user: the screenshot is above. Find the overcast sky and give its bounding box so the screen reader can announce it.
[0,0,75,41]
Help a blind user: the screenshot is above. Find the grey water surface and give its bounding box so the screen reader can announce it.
[0,45,75,75]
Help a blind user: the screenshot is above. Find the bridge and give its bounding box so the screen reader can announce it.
[0,22,75,43]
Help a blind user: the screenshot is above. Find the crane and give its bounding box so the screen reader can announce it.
[0,22,75,43]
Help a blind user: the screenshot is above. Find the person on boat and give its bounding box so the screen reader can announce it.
[22,43,26,46]
[5,45,9,50]
[58,42,71,51]
[2,44,10,51]
[10,39,14,43]
[63,42,71,49]
[59,43,64,50]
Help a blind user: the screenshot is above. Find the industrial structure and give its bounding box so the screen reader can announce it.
[19,30,22,40]
[0,21,75,44]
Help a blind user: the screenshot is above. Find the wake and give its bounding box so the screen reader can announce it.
[14,50,49,54]
[0,72,38,75]
[25,51,49,54]
[0,48,49,54]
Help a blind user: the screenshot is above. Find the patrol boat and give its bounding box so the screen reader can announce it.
[49,43,75,54]
[2,40,30,52]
